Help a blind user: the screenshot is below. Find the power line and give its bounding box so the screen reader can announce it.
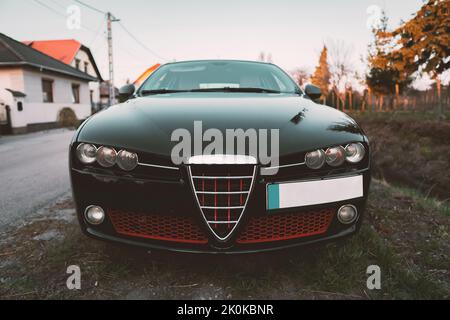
[45,0,66,10]
[70,0,168,61]
[117,21,168,61]
[32,0,66,17]
[89,18,106,48]
[32,0,169,62]
[73,0,105,14]
[30,0,98,34]
[35,0,168,96]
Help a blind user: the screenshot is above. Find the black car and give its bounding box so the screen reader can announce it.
[70,60,370,254]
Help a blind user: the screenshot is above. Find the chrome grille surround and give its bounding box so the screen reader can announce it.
[188,155,257,242]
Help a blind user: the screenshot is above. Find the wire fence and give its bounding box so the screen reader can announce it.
[319,85,450,116]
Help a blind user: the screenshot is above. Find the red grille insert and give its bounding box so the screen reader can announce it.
[108,209,208,244]
[237,208,334,244]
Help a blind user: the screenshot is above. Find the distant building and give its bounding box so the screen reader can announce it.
[23,39,107,111]
[0,33,96,134]
[99,81,119,107]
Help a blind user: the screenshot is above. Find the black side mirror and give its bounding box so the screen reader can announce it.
[118,84,135,102]
[304,84,322,101]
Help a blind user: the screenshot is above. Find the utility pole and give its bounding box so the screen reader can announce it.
[107,12,119,107]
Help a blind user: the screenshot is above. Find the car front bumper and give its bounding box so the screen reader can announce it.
[85,224,358,254]
[70,160,370,254]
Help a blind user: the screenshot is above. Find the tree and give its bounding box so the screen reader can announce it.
[291,68,310,87]
[367,10,393,94]
[311,46,331,99]
[327,40,354,110]
[366,10,413,111]
[388,0,449,77]
[258,52,273,63]
[258,52,265,62]
[367,10,401,110]
[383,0,449,115]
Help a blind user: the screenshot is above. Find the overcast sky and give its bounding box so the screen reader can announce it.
[0,0,425,87]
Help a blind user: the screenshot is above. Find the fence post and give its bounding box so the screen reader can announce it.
[436,76,443,119]
[395,84,399,110]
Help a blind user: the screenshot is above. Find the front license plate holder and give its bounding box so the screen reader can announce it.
[266,175,364,210]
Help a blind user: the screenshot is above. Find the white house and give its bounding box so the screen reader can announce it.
[23,39,105,111]
[0,33,97,134]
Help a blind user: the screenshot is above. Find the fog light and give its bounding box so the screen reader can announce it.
[337,205,358,224]
[84,205,105,225]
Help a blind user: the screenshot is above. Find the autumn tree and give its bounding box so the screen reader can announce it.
[366,10,410,110]
[311,46,331,100]
[383,0,449,115]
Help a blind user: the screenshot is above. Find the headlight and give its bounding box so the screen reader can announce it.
[325,146,345,167]
[76,143,97,164]
[96,146,117,167]
[345,143,366,163]
[117,150,138,171]
[305,149,325,169]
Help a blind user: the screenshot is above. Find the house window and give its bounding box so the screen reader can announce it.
[72,84,80,104]
[84,62,89,73]
[75,59,80,70]
[42,79,54,103]
[17,101,23,112]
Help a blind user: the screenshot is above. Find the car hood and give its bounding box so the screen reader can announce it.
[77,93,365,159]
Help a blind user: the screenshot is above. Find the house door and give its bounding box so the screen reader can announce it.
[0,104,12,135]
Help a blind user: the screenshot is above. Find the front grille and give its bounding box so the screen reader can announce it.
[237,208,334,244]
[108,209,208,244]
[189,164,256,240]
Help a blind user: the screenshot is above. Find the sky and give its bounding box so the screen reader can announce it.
[0,0,426,87]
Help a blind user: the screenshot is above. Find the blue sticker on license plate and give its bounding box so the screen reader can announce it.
[267,184,280,210]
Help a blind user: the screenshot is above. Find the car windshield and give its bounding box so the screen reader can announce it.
[138,61,301,95]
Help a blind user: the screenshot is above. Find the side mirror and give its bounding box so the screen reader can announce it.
[304,84,322,101]
[118,84,135,102]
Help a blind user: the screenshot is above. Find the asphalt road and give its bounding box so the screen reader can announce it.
[0,129,75,228]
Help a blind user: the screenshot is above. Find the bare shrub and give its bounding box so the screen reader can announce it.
[58,107,79,128]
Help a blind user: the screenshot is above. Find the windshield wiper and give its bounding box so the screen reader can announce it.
[140,87,283,96]
[189,87,282,94]
[140,89,189,96]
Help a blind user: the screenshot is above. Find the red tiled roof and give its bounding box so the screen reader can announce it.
[0,33,96,81]
[23,39,81,64]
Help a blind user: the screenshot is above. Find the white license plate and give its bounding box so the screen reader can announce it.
[267,175,364,210]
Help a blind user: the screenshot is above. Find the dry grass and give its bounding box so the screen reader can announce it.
[0,180,448,300]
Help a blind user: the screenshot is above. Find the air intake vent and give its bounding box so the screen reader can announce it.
[189,163,256,241]
[237,208,334,244]
[108,209,208,244]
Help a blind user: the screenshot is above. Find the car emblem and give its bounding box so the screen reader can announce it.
[187,155,257,242]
